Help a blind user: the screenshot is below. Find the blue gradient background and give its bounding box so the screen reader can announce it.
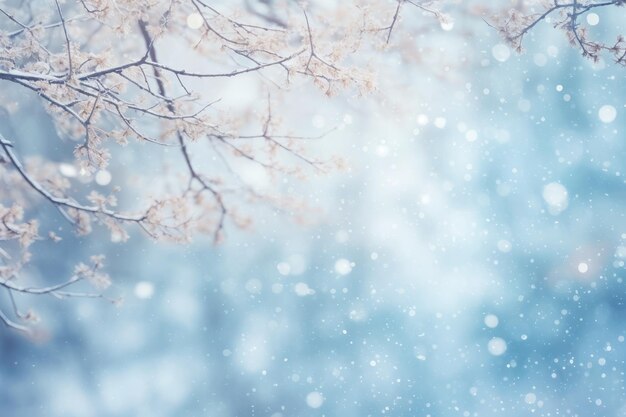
[1,6,625,417]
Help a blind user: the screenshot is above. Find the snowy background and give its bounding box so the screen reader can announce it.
[1,6,626,417]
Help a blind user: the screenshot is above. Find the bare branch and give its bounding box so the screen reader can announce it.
[490,0,626,66]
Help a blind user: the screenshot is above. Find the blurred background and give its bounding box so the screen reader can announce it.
[1,3,625,417]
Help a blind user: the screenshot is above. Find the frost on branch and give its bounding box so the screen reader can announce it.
[0,0,448,333]
[491,0,626,66]
[0,201,116,335]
